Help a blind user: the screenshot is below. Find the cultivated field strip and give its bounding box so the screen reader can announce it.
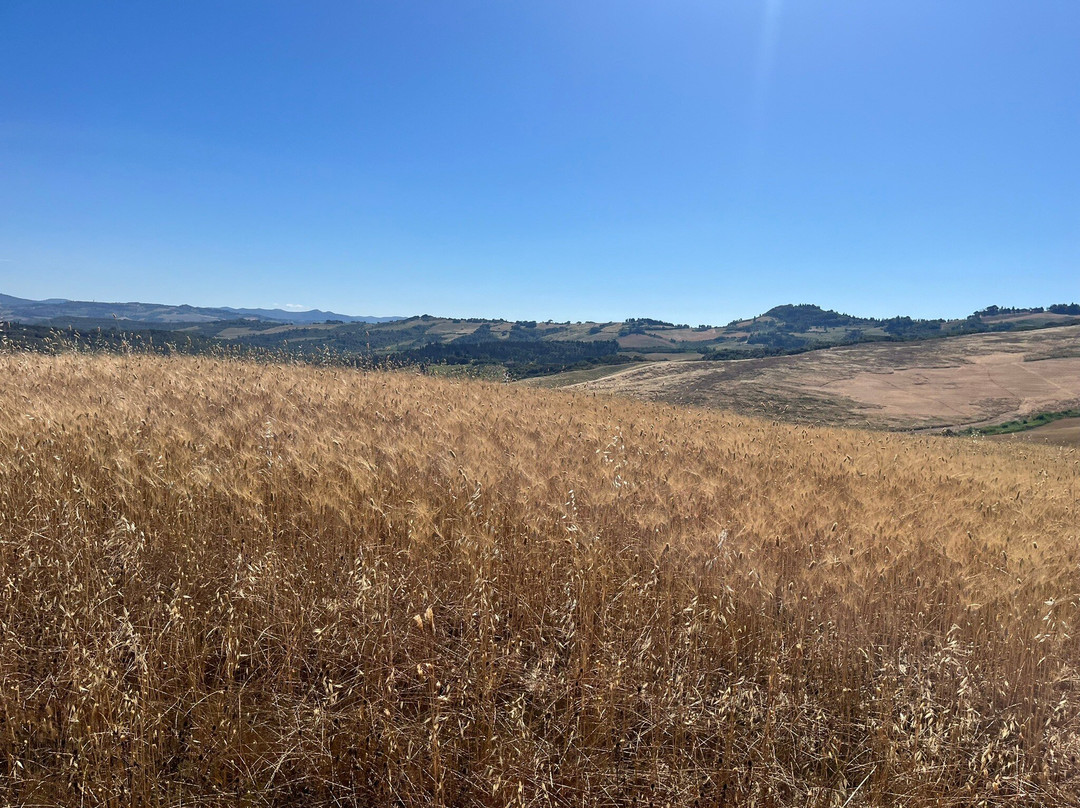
[1,353,1079,806]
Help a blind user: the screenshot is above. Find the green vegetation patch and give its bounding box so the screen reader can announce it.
[961,409,1080,436]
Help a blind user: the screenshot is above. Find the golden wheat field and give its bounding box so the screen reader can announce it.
[2,353,1080,807]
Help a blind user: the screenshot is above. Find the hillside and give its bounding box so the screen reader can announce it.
[573,323,1080,433]
[5,295,1080,381]
[2,352,1079,805]
[112,303,1080,364]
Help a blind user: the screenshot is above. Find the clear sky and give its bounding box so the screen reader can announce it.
[1,2,1077,323]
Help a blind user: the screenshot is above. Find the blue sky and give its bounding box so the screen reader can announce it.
[1,1,1077,323]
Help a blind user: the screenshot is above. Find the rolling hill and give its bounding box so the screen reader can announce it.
[571,323,1080,432]
[5,293,1080,399]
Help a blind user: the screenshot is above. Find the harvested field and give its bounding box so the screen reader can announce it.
[2,352,1080,806]
[615,332,678,349]
[518,362,635,388]
[575,325,1080,430]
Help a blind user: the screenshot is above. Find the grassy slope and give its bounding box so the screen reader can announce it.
[516,362,642,388]
[965,409,1080,436]
[2,353,1079,806]
[986,417,1080,447]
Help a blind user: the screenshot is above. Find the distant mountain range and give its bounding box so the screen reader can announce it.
[0,294,401,325]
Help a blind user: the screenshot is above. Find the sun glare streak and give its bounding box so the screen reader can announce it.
[752,0,783,130]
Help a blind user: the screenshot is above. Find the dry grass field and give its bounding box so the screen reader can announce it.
[2,352,1080,806]
[574,325,1080,432]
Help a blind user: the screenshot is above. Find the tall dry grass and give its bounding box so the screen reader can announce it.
[1,352,1079,806]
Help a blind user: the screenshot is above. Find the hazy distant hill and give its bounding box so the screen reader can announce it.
[218,306,402,324]
[0,294,400,325]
